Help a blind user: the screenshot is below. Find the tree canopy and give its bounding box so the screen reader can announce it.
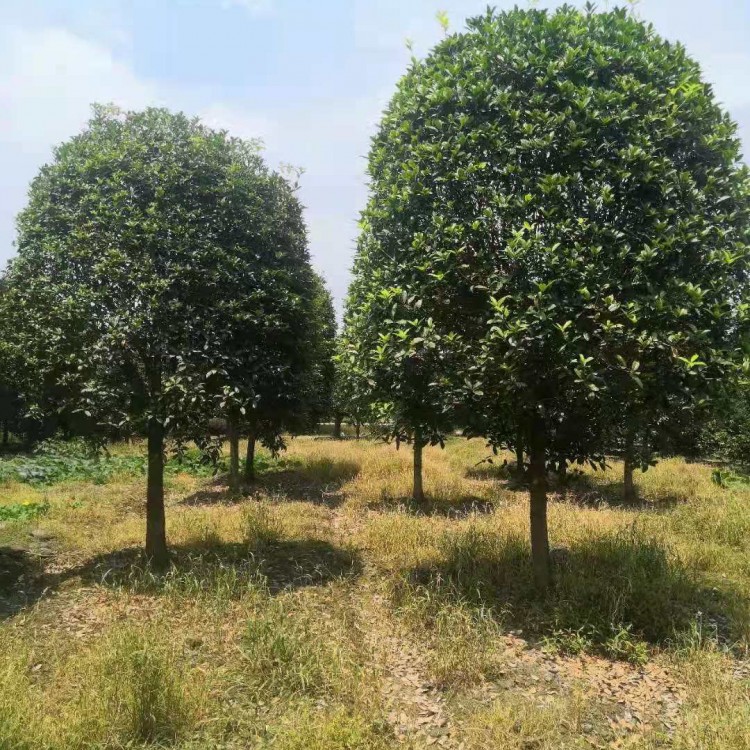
[3,105,317,566]
[343,5,750,585]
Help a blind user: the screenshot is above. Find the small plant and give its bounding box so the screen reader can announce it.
[0,500,49,522]
[603,624,649,665]
[542,627,593,657]
[242,504,282,549]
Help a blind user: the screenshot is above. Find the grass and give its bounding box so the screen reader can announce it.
[1,437,749,747]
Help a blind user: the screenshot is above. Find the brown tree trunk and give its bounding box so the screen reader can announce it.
[244,430,256,482]
[145,417,168,570]
[355,422,361,440]
[623,430,636,503]
[413,430,424,502]
[528,419,550,590]
[228,418,240,492]
[333,414,343,440]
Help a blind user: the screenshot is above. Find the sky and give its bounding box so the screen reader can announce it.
[1,0,749,316]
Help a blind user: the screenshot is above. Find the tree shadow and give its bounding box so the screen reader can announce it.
[179,458,361,508]
[0,546,45,617]
[253,458,361,507]
[559,473,684,512]
[465,461,530,492]
[1,537,362,619]
[398,530,744,651]
[368,493,496,518]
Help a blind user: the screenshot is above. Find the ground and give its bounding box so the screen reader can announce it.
[1,436,749,749]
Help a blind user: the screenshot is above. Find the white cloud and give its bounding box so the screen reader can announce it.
[199,102,276,149]
[0,26,159,263]
[219,0,276,17]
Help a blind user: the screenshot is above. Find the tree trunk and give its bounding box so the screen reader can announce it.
[333,414,343,440]
[228,419,240,492]
[413,431,424,502]
[528,419,550,590]
[623,430,636,504]
[355,422,361,440]
[244,430,256,482]
[145,417,168,570]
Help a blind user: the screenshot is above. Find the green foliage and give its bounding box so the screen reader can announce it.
[345,4,750,577]
[359,4,749,463]
[2,105,316,561]
[0,445,227,487]
[0,500,49,522]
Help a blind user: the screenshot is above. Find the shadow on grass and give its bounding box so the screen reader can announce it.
[0,546,45,617]
[396,528,744,653]
[180,458,361,509]
[254,458,361,507]
[370,493,496,518]
[560,473,684,512]
[1,537,362,618]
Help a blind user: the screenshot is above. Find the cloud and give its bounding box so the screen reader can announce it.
[0,25,159,264]
[200,102,276,149]
[219,0,276,17]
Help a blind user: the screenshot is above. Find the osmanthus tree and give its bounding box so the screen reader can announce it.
[0,282,22,446]
[352,5,750,586]
[341,228,465,501]
[223,269,336,488]
[304,272,338,430]
[4,105,314,567]
[332,334,373,440]
[216,176,322,490]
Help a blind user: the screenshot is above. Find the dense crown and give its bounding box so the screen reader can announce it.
[345,5,750,462]
[4,105,315,440]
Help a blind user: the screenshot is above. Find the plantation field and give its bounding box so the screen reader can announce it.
[1,437,749,749]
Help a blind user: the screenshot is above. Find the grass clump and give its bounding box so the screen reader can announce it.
[242,598,353,699]
[0,625,199,749]
[68,626,199,747]
[0,640,49,749]
[267,708,393,750]
[458,690,591,750]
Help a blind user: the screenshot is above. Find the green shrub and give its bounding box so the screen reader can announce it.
[0,500,49,522]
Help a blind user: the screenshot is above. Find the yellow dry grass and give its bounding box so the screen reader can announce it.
[0,436,748,748]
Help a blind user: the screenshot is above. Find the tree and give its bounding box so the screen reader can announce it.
[212,170,319,491]
[340,234,463,500]
[223,270,335,488]
[4,105,313,567]
[347,6,750,586]
[332,334,373,440]
[305,272,338,430]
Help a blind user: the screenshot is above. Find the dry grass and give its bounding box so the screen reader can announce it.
[1,436,749,748]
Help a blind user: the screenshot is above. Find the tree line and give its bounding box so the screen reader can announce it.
[2,6,749,589]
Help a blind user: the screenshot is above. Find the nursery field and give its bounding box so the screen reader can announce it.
[1,437,749,749]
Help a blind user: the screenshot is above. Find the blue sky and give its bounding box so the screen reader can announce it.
[1,0,749,314]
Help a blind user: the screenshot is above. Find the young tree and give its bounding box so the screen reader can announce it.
[4,106,312,567]
[332,334,372,440]
[341,233,463,501]
[348,6,750,585]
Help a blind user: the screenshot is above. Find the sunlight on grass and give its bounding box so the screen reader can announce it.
[1,437,749,747]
